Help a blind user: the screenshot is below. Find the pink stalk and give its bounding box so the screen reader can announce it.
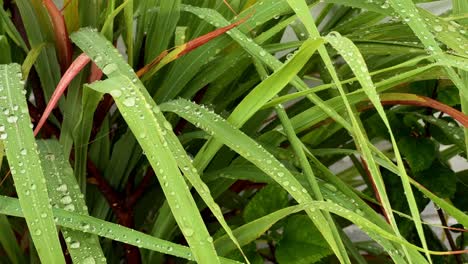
[34,53,91,136]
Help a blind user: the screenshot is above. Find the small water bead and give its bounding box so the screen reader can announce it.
[34,229,42,236]
[93,55,102,63]
[64,204,76,211]
[433,25,443,32]
[6,115,18,123]
[56,184,68,192]
[20,148,27,155]
[355,209,364,216]
[259,50,267,57]
[70,241,81,249]
[81,257,96,264]
[110,89,122,98]
[102,63,118,75]
[60,195,73,204]
[183,228,194,237]
[122,97,136,107]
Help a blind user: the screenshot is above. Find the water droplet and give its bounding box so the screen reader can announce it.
[64,204,75,211]
[34,229,42,236]
[110,89,122,98]
[433,25,443,32]
[123,97,135,107]
[102,63,118,75]
[259,50,267,57]
[93,55,102,63]
[81,257,96,264]
[60,195,72,204]
[6,115,18,123]
[56,184,68,192]
[20,148,27,155]
[70,241,80,249]
[183,228,194,237]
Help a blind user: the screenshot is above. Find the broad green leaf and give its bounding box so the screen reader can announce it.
[397,136,437,172]
[415,161,457,199]
[0,64,65,263]
[275,215,333,264]
[453,170,468,212]
[243,184,289,222]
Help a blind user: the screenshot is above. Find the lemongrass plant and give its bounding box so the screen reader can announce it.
[0,0,467,263]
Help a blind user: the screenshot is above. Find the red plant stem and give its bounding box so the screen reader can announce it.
[34,53,91,136]
[360,157,391,224]
[86,159,142,263]
[42,0,73,72]
[436,209,462,264]
[378,95,468,127]
[28,102,60,138]
[179,15,250,57]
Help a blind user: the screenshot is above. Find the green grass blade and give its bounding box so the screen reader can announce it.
[123,0,134,66]
[275,104,352,262]
[37,139,105,264]
[71,28,221,263]
[194,36,323,170]
[73,86,103,192]
[0,63,65,264]
[326,33,431,263]
[20,43,45,79]
[145,0,181,63]
[284,0,416,262]
[0,35,11,64]
[0,215,24,264]
[59,71,85,157]
[0,195,241,264]
[214,205,305,255]
[0,7,27,52]
[454,0,468,159]
[15,0,61,101]
[161,99,350,262]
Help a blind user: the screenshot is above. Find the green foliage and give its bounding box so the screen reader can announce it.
[0,0,467,263]
[275,215,333,264]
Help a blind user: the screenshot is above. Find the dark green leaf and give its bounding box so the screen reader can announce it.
[275,215,333,264]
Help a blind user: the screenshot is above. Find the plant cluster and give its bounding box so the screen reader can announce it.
[0,0,467,263]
